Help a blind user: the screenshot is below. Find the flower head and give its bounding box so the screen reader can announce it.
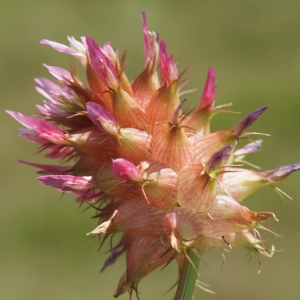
[7,11,299,299]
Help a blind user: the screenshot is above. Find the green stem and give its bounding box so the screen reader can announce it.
[174,248,200,300]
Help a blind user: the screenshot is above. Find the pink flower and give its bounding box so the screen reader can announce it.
[85,37,119,89]
[159,39,178,85]
[112,158,143,182]
[41,37,87,67]
[7,11,299,299]
[198,67,217,111]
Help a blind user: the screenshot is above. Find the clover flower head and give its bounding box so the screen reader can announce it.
[7,11,299,299]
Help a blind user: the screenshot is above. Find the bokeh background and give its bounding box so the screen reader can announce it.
[1,0,300,299]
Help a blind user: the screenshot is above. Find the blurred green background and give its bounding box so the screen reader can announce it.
[1,0,300,299]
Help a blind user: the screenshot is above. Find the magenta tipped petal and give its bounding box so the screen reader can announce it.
[233,106,268,137]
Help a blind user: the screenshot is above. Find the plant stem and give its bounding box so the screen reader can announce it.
[174,248,200,300]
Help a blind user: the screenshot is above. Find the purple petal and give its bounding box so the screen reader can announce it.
[206,145,232,173]
[233,106,268,137]
[234,140,263,156]
[100,245,125,272]
[172,99,187,125]
[264,163,300,182]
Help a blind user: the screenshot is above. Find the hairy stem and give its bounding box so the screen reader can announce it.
[174,248,200,300]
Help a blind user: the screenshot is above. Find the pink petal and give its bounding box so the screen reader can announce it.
[198,67,217,110]
[103,42,118,62]
[85,37,118,88]
[41,38,87,66]
[6,110,33,128]
[34,78,64,101]
[38,175,94,191]
[43,64,73,82]
[112,158,142,182]
[7,110,66,144]
[141,11,159,68]
[41,39,82,56]
[159,39,178,85]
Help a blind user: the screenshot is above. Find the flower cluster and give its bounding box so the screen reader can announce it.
[8,12,299,298]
